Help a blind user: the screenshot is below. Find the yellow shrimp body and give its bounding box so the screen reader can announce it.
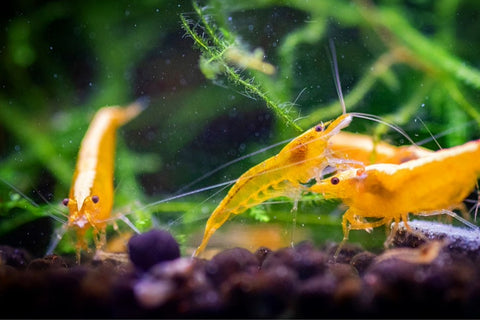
[310,139,480,244]
[64,101,144,253]
[329,131,433,165]
[193,113,354,256]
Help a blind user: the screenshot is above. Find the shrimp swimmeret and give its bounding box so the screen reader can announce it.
[52,99,146,261]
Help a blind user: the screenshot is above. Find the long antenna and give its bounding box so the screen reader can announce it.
[175,138,292,194]
[415,116,443,150]
[328,39,346,114]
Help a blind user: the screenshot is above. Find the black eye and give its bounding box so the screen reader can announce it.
[92,195,99,204]
[315,125,324,132]
[330,177,340,185]
[62,198,69,206]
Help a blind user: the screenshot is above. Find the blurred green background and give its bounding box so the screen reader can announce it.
[1,0,480,257]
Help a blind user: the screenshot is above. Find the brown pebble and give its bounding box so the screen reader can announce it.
[205,247,259,286]
[27,254,68,271]
[350,251,376,275]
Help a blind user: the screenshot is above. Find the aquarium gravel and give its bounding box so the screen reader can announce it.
[1,227,480,318]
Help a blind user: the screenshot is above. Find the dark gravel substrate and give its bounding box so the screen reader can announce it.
[2,225,480,318]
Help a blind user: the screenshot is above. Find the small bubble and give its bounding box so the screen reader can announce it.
[421,103,425,107]
[228,16,232,21]
[155,8,160,13]
[248,25,254,31]
[49,46,53,50]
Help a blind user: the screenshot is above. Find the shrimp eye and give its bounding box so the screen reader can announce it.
[330,177,340,185]
[92,195,99,204]
[356,168,365,176]
[62,198,69,206]
[315,124,324,132]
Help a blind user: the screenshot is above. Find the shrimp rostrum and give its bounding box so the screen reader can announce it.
[310,139,480,255]
[193,113,356,256]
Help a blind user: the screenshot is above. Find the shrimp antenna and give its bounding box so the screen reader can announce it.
[175,138,292,194]
[142,179,237,210]
[31,189,69,219]
[1,177,39,209]
[414,116,443,150]
[45,223,68,255]
[328,39,346,115]
[170,179,235,231]
[349,112,417,146]
[415,119,475,146]
[0,177,67,222]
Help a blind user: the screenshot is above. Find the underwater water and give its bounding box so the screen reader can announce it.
[2,0,480,254]
[1,2,480,316]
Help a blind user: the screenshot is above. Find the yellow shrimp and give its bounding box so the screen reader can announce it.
[193,113,356,256]
[58,100,146,260]
[310,139,480,257]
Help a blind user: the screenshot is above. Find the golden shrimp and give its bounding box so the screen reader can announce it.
[193,113,356,256]
[56,99,146,261]
[310,139,480,257]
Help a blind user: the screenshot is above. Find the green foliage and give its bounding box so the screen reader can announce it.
[1,0,480,256]
[181,2,303,131]
[248,206,270,223]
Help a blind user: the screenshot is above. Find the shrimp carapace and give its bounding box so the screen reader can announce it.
[61,99,146,259]
[193,113,355,257]
[330,131,433,165]
[310,139,480,256]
